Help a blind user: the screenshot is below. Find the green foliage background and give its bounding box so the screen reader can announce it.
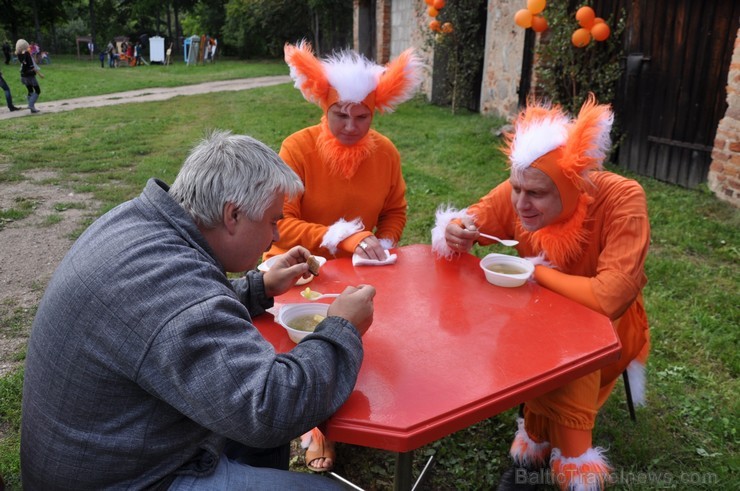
[535,1,626,113]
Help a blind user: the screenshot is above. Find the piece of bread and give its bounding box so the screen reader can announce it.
[307,256,320,276]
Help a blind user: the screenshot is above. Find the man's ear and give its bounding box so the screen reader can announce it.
[223,202,240,235]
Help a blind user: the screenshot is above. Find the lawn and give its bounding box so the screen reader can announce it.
[0,57,737,490]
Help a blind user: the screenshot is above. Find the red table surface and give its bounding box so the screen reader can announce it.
[253,244,621,453]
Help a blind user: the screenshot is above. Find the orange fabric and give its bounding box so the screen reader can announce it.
[322,88,376,113]
[549,423,593,458]
[534,265,603,315]
[525,370,600,432]
[265,124,407,259]
[530,148,580,221]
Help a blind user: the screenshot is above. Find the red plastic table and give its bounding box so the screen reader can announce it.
[253,244,620,490]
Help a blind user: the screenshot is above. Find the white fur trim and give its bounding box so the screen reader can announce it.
[300,430,313,449]
[626,359,647,407]
[551,447,611,491]
[524,252,554,269]
[431,205,473,260]
[378,237,395,250]
[376,50,425,112]
[510,115,569,172]
[324,51,384,104]
[321,217,365,255]
[511,417,551,468]
[585,111,615,162]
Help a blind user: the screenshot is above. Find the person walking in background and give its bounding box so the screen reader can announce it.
[106,40,117,68]
[15,39,43,114]
[0,68,21,112]
[265,40,423,473]
[434,96,650,491]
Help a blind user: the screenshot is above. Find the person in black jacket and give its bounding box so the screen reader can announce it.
[15,39,44,113]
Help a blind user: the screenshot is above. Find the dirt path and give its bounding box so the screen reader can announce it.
[0,75,290,120]
[0,76,290,375]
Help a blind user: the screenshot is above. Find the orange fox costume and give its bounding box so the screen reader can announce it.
[266,41,422,472]
[433,96,650,490]
[266,123,408,258]
[264,41,422,260]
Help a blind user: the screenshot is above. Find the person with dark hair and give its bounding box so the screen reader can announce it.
[21,130,375,490]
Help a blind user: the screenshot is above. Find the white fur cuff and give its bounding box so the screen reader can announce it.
[626,359,647,407]
[321,217,365,255]
[431,205,473,260]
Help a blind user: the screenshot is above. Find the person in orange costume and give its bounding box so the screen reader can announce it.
[264,41,423,263]
[432,96,650,491]
[265,41,423,472]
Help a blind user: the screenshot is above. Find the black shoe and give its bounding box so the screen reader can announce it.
[9,105,21,112]
[30,108,39,113]
[496,466,540,491]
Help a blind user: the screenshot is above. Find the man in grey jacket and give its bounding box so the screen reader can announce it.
[21,130,375,490]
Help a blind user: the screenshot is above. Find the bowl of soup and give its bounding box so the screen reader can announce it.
[479,253,534,288]
[277,303,330,343]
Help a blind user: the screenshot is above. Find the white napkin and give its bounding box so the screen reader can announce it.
[352,249,397,266]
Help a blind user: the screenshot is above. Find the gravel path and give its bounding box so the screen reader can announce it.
[0,75,291,120]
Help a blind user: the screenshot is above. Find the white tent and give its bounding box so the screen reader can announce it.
[149,36,165,64]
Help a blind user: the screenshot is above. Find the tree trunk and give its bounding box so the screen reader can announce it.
[173,0,182,56]
[89,0,97,50]
[31,0,43,46]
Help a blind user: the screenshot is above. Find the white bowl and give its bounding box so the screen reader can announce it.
[258,255,327,285]
[479,253,534,288]
[277,303,330,343]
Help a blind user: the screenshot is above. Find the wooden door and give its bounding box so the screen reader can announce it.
[603,0,740,188]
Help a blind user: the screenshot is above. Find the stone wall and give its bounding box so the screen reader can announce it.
[480,0,526,120]
[708,28,740,208]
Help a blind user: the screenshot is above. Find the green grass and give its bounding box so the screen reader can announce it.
[0,58,737,489]
[3,54,287,102]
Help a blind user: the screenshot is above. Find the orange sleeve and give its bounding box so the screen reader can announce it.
[534,265,605,316]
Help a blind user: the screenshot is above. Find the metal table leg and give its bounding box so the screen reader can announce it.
[394,451,414,491]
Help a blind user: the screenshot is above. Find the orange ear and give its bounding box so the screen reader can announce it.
[562,93,613,180]
[374,48,423,113]
[284,41,331,106]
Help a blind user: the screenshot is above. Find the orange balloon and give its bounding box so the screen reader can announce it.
[531,15,548,33]
[428,6,438,17]
[576,6,596,29]
[433,0,446,9]
[527,0,547,15]
[571,28,591,48]
[591,22,611,41]
[429,20,441,32]
[441,22,454,34]
[514,9,533,28]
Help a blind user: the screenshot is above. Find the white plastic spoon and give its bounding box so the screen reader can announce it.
[478,232,519,247]
[300,287,340,301]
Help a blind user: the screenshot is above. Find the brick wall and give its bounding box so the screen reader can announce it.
[708,28,740,207]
